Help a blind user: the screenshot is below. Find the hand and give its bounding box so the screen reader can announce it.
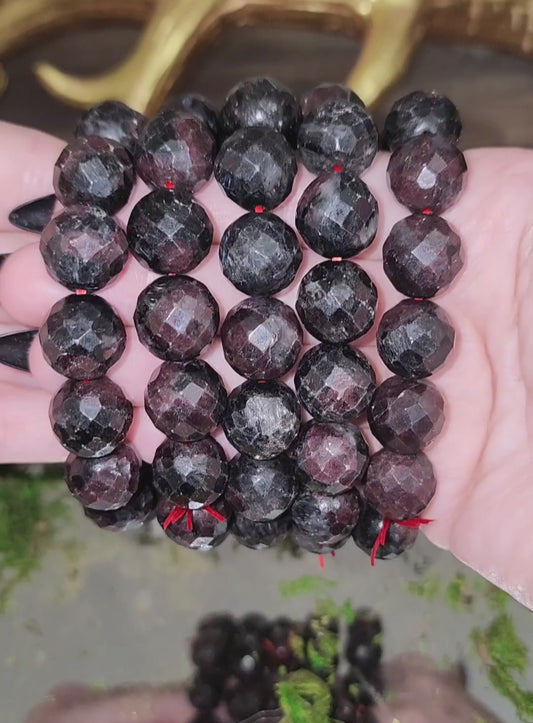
[0,121,532,608]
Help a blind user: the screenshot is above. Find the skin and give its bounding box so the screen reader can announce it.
[0,121,531,721]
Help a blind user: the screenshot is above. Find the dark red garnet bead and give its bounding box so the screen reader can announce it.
[75,100,147,157]
[368,375,445,454]
[354,504,418,560]
[134,275,219,362]
[54,136,135,214]
[145,360,227,441]
[157,496,231,550]
[291,488,361,548]
[40,294,126,380]
[221,296,302,380]
[152,436,228,509]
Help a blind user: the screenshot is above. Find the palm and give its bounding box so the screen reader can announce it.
[1,122,532,608]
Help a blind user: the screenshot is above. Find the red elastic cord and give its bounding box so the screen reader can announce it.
[165,180,175,190]
[163,506,187,530]
[254,205,265,214]
[370,517,433,566]
[318,554,325,569]
[204,505,226,522]
[422,208,432,215]
[186,510,194,532]
[75,289,87,295]
[333,165,343,173]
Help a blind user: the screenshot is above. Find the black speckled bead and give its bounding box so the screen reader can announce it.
[292,488,360,548]
[54,137,135,214]
[223,380,300,460]
[383,213,463,298]
[40,206,129,292]
[221,296,302,380]
[297,99,378,175]
[157,496,231,550]
[134,275,219,361]
[368,375,445,454]
[296,260,377,344]
[145,359,227,441]
[387,135,466,214]
[84,465,156,531]
[75,100,147,157]
[382,90,461,152]
[295,344,376,422]
[214,127,297,211]
[294,421,369,495]
[137,111,216,193]
[220,76,301,143]
[127,189,213,275]
[296,170,378,258]
[377,299,454,378]
[219,211,302,295]
[40,294,126,380]
[162,93,220,141]
[353,504,418,559]
[50,377,133,458]
[301,83,365,115]
[152,436,228,509]
[226,453,297,521]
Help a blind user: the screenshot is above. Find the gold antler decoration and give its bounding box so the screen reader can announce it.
[0,0,531,113]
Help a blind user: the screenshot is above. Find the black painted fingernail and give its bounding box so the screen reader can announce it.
[8,194,56,233]
[0,254,9,269]
[0,330,37,371]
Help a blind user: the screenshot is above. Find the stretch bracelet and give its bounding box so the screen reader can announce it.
[12,78,465,562]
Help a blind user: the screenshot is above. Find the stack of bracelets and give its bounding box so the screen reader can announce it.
[24,77,465,563]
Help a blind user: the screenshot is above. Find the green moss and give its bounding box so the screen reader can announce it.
[0,472,69,612]
[279,575,336,598]
[471,614,533,722]
[277,670,332,723]
[445,573,473,610]
[406,574,440,601]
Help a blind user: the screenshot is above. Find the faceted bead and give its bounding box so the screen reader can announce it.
[296,260,377,344]
[214,127,297,211]
[134,275,219,361]
[127,189,213,274]
[54,136,135,214]
[157,496,231,550]
[75,100,147,157]
[219,211,302,295]
[368,375,445,454]
[297,99,378,175]
[232,513,291,549]
[292,488,360,547]
[221,297,302,380]
[40,294,126,380]
[383,213,463,298]
[145,359,227,441]
[294,421,369,495]
[152,436,228,509]
[296,170,378,258]
[50,377,133,458]
[136,111,216,192]
[377,299,454,378]
[353,504,418,559]
[225,453,297,521]
[65,442,141,510]
[295,344,376,422]
[363,448,436,520]
[223,380,300,460]
[162,93,220,141]
[301,83,365,116]
[40,206,129,291]
[387,135,467,213]
[292,527,349,554]
[84,465,157,531]
[382,90,462,152]
[220,77,301,143]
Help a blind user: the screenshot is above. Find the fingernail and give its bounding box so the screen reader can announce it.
[0,330,37,371]
[0,253,9,269]
[8,194,56,233]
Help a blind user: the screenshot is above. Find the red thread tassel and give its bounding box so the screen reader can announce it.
[396,517,433,529]
[163,506,187,530]
[165,180,175,189]
[186,509,194,532]
[370,519,391,567]
[204,505,225,522]
[318,554,325,569]
[333,165,343,173]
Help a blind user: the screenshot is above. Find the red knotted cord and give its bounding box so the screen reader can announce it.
[204,505,226,522]
[163,506,187,530]
[186,509,194,532]
[370,517,433,566]
[318,554,325,569]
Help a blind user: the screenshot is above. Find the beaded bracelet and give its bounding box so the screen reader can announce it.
[8,78,466,564]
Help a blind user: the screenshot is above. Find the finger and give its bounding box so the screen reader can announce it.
[0,122,64,229]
